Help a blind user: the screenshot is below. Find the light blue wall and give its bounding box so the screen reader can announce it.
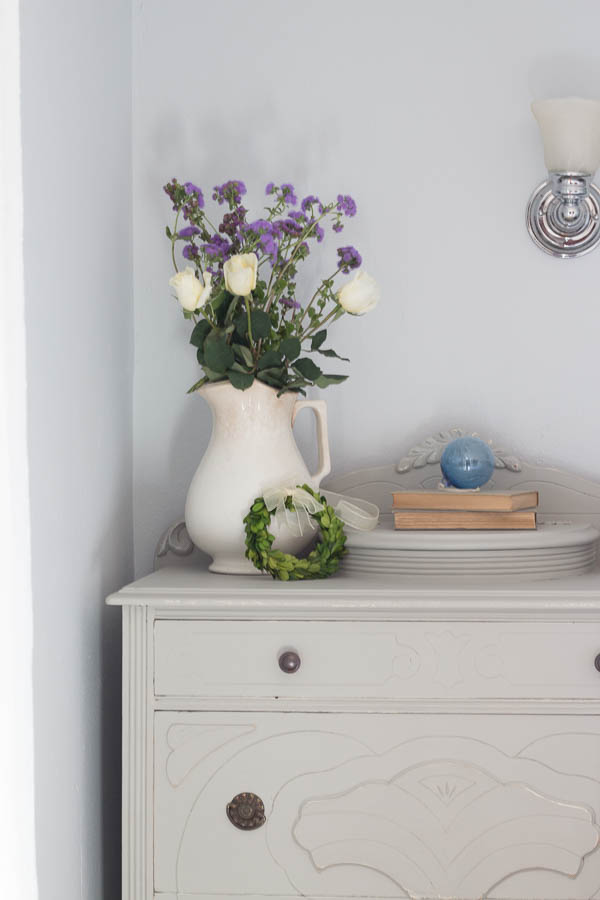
[132,0,600,576]
[20,0,132,895]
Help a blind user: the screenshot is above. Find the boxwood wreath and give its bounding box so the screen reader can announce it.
[243,485,346,579]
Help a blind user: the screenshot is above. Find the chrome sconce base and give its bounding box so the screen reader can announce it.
[527,172,600,258]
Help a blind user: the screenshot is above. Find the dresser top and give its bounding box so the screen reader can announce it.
[106,562,600,620]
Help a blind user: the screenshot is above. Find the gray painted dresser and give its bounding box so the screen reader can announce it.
[108,449,600,899]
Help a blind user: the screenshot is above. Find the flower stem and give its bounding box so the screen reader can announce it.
[301,305,340,340]
[244,295,254,351]
[297,267,341,328]
[265,205,333,312]
[171,211,180,272]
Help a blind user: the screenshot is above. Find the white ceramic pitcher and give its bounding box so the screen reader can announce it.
[185,379,331,574]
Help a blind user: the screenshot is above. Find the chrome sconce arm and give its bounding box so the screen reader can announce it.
[527,98,600,258]
[527,172,600,258]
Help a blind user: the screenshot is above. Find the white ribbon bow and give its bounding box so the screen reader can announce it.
[263,485,379,538]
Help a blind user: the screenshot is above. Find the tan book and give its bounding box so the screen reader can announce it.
[393,510,537,530]
[392,490,538,512]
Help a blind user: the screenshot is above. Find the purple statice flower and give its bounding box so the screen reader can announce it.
[244,218,279,258]
[244,218,272,235]
[288,210,306,223]
[259,231,278,257]
[280,183,297,206]
[337,245,362,272]
[279,297,301,310]
[301,194,323,215]
[265,182,276,195]
[212,180,247,206]
[277,217,304,237]
[178,226,201,238]
[201,233,232,262]
[219,206,247,244]
[182,243,199,260]
[183,182,205,207]
[310,221,325,243]
[332,220,344,233]
[336,194,357,217]
[163,179,181,211]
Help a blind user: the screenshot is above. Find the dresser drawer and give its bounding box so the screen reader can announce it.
[154,710,600,899]
[153,619,600,701]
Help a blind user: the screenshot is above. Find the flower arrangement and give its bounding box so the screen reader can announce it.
[164,178,379,394]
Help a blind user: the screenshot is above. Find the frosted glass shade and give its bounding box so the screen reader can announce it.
[532,97,600,175]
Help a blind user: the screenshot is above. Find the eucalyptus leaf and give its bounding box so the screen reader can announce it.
[293,357,322,381]
[257,369,286,388]
[233,311,248,335]
[310,329,327,351]
[204,333,235,374]
[232,343,254,368]
[203,366,226,382]
[257,349,283,370]
[190,319,212,348]
[208,289,229,318]
[227,370,254,390]
[250,309,271,339]
[318,347,350,361]
[280,336,301,360]
[315,373,348,388]
[222,294,239,326]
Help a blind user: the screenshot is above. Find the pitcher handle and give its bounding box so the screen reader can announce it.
[292,399,331,487]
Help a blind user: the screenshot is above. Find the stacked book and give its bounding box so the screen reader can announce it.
[392,490,539,530]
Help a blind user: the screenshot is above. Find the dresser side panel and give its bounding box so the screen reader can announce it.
[122,605,152,900]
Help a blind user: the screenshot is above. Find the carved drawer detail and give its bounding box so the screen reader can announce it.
[154,712,600,899]
[154,620,600,701]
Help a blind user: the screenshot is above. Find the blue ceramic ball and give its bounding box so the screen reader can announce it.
[440,436,495,489]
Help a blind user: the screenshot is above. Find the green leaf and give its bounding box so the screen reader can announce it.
[187,376,208,394]
[257,349,283,370]
[250,309,271,339]
[203,366,226,382]
[318,347,350,361]
[224,295,240,326]
[233,311,248,336]
[253,280,266,301]
[227,370,255,390]
[208,289,229,318]
[315,373,349,388]
[190,319,212,348]
[232,343,254,368]
[166,226,173,239]
[204,333,235,374]
[293,357,322,382]
[280,336,301,360]
[257,369,286,388]
[311,329,327,351]
[281,377,310,391]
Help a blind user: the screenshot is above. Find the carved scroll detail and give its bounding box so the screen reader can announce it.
[155,520,194,561]
[397,428,521,473]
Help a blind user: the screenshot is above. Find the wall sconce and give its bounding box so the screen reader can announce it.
[527,97,600,258]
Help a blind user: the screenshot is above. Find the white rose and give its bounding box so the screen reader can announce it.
[337,269,380,316]
[169,267,212,312]
[223,252,258,296]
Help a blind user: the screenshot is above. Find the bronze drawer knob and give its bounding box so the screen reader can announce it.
[226,792,266,830]
[279,650,301,674]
